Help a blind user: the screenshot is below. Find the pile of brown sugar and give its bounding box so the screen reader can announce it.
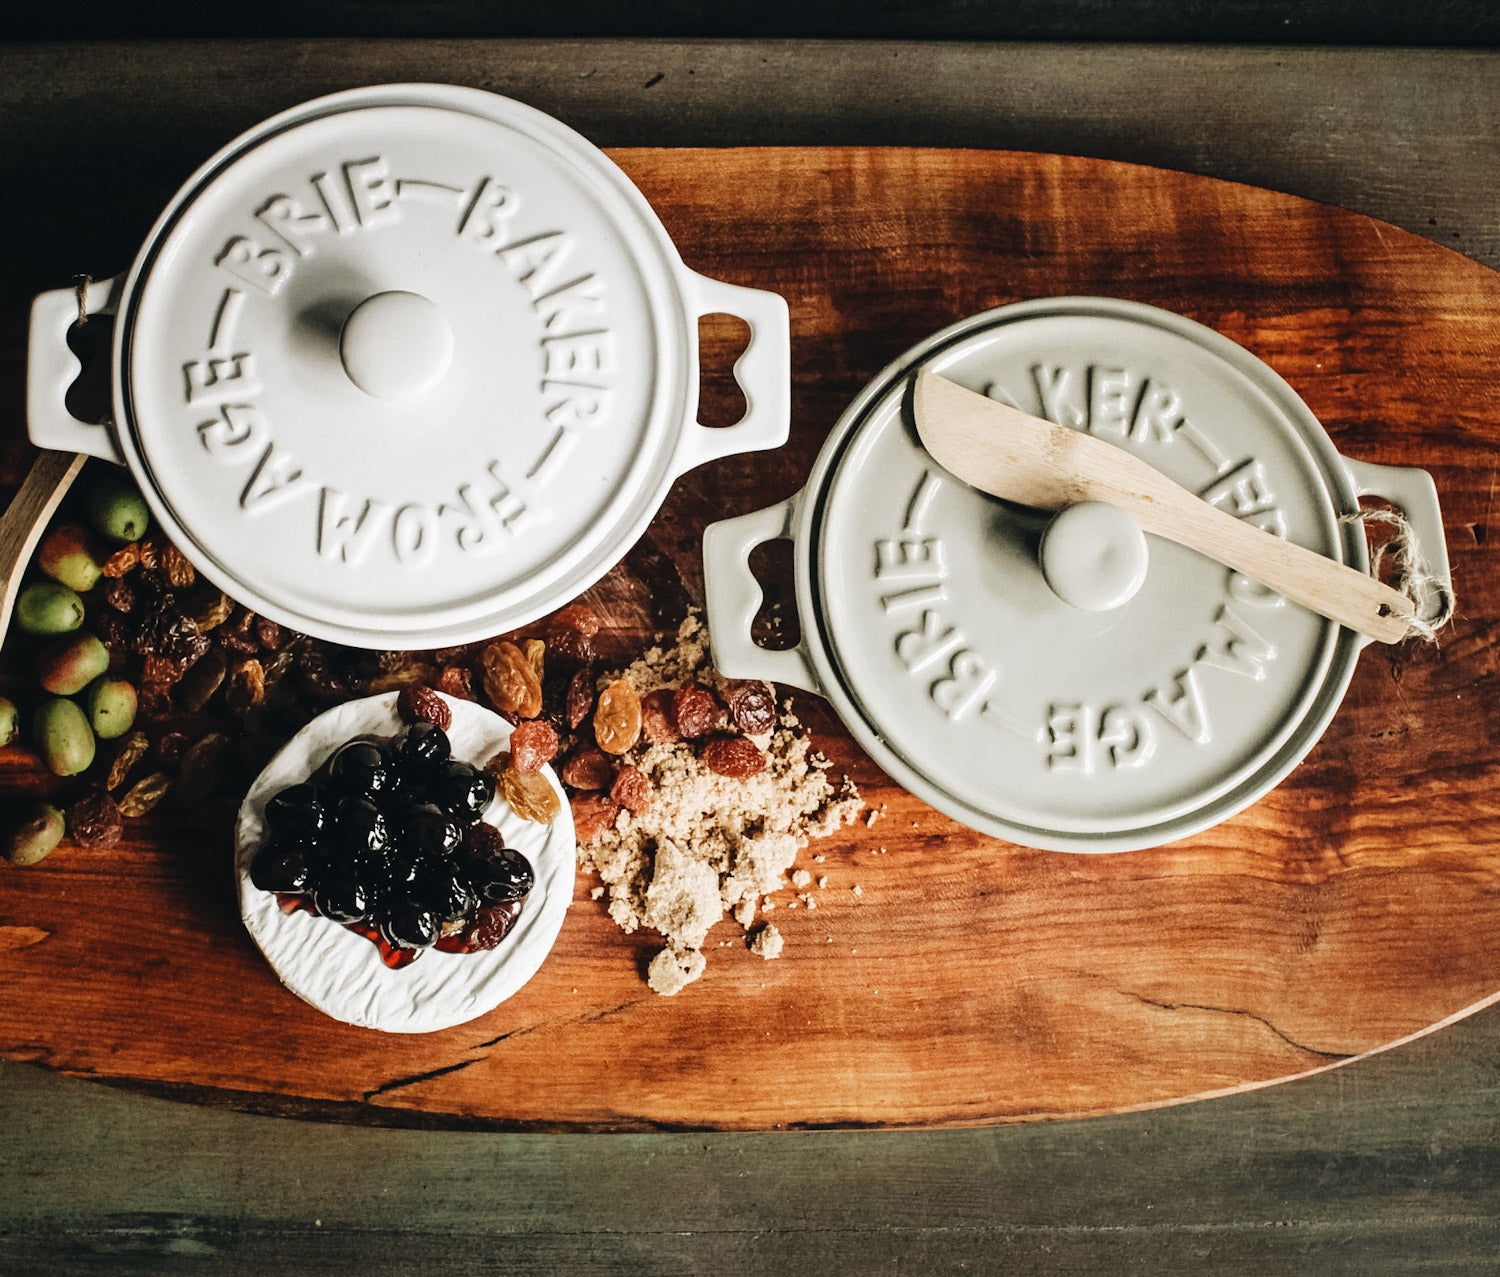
[576,614,861,995]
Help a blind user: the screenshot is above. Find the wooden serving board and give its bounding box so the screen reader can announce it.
[1,148,1498,1131]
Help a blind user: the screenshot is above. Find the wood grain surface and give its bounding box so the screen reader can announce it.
[1,146,1497,1131]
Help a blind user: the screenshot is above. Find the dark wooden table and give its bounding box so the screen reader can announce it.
[2,36,1499,1272]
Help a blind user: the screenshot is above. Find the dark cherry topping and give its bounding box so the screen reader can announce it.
[252,718,527,966]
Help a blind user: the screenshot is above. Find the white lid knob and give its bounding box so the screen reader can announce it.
[1039,501,1149,611]
[339,290,454,402]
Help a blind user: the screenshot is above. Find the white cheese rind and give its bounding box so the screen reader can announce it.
[234,692,575,1033]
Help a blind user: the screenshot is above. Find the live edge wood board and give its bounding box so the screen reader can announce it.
[1,148,1497,1132]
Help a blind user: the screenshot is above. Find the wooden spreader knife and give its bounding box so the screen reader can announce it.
[910,371,1415,644]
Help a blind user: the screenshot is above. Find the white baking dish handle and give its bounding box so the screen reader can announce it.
[672,271,790,475]
[702,494,823,695]
[1341,455,1453,640]
[27,275,126,465]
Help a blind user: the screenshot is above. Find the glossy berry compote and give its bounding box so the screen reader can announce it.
[250,721,532,966]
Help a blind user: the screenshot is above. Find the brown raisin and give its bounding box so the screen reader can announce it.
[176,645,228,712]
[255,616,285,650]
[66,788,124,848]
[701,736,766,778]
[500,766,561,824]
[397,684,453,731]
[640,688,680,744]
[610,764,652,814]
[560,748,615,791]
[672,682,721,739]
[94,611,135,653]
[135,688,172,720]
[462,821,507,859]
[154,731,190,768]
[437,664,474,701]
[545,603,600,669]
[594,679,642,755]
[175,733,232,803]
[726,680,778,735]
[510,719,560,774]
[569,792,620,842]
[140,654,189,689]
[102,577,136,613]
[216,607,260,655]
[562,667,595,730]
[293,644,348,701]
[135,610,209,665]
[260,644,298,696]
[481,640,543,720]
[463,901,522,951]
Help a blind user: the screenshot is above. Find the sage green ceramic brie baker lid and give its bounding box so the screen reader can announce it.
[704,298,1452,852]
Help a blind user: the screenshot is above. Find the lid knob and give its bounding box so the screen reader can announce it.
[1038,501,1149,612]
[339,291,454,402]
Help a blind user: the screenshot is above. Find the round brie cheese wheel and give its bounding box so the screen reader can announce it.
[234,692,575,1033]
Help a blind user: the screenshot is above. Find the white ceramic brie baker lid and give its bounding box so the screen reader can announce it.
[704,298,1451,852]
[27,84,790,648]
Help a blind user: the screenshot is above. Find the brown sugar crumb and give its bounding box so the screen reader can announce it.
[574,613,862,992]
[648,946,707,996]
[749,924,784,960]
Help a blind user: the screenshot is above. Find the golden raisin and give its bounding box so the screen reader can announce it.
[593,679,642,755]
[482,640,543,720]
[524,638,545,683]
[225,658,266,714]
[189,587,233,632]
[500,766,561,824]
[99,543,140,578]
[163,544,196,589]
[106,730,151,792]
[117,771,173,818]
